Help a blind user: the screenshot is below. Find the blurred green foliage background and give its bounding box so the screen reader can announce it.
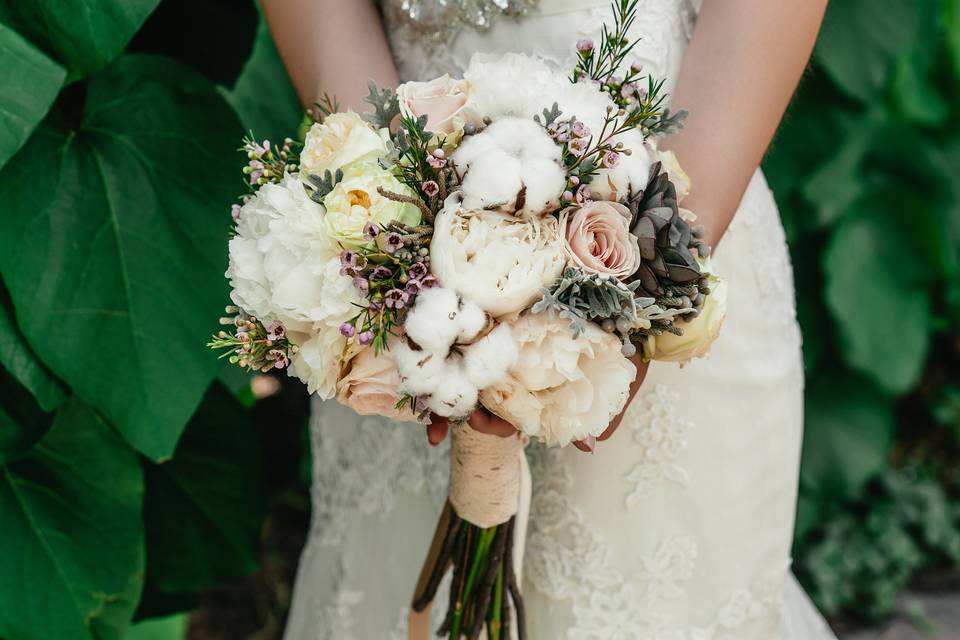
[0,1,957,639]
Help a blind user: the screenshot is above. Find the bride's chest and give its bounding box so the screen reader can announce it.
[381,0,699,87]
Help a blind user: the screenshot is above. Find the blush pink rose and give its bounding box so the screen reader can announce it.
[336,341,422,422]
[559,201,641,279]
[396,75,478,137]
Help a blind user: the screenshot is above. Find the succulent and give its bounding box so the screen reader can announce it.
[626,161,711,324]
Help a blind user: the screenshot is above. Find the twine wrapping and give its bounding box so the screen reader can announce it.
[449,420,527,529]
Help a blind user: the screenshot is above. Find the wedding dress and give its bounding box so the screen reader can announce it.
[283,1,839,638]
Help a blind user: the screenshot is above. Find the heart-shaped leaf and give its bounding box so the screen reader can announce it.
[823,192,934,394]
[0,396,145,640]
[0,282,64,412]
[815,0,922,101]
[0,0,159,78]
[0,22,64,170]
[799,369,894,509]
[144,383,263,592]
[0,55,243,460]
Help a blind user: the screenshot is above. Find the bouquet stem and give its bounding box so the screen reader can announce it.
[412,422,528,639]
[414,512,525,640]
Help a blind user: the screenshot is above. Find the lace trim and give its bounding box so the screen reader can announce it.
[307,409,449,548]
[527,443,787,639]
[623,384,692,508]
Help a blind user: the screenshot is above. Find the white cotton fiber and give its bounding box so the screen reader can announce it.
[426,364,479,418]
[464,323,519,389]
[452,116,565,217]
[392,341,448,396]
[456,301,488,343]
[458,153,524,211]
[403,287,462,352]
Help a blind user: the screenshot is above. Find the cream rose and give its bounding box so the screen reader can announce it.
[480,312,636,447]
[300,111,389,182]
[337,339,420,422]
[322,164,422,247]
[560,201,641,279]
[657,149,691,201]
[396,74,478,140]
[653,271,727,363]
[430,199,566,317]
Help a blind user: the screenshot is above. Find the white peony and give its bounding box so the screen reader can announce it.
[480,312,636,447]
[452,117,566,216]
[464,53,616,134]
[300,111,389,182]
[589,129,654,202]
[288,328,347,398]
[430,198,566,318]
[226,174,360,399]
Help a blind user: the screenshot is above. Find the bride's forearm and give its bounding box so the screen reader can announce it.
[262,0,399,111]
[660,0,827,249]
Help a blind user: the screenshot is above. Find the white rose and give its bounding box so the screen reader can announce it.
[430,199,566,317]
[322,164,422,247]
[396,74,480,143]
[452,117,566,217]
[656,149,692,202]
[480,312,636,447]
[653,270,727,363]
[300,111,389,183]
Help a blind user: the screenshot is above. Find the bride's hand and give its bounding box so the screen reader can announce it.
[426,408,517,445]
[572,356,650,453]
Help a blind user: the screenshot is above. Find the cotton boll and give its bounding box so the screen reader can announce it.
[426,364,479,418]
[456,301,488,343]
[483,118,561,162]
[458,153,524,211]
[519,157,566,215]
[452,116,564,216]
[392,340,448,396]
[464,323,518,389]
[403,287,462,351]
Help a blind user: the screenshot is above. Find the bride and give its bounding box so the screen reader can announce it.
[264,0,836,638]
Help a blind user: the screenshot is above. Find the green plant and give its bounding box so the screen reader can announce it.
[763,0,960,620]
[0,1,296,638]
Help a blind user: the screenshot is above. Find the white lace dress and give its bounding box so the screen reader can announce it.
[283,1,839,638]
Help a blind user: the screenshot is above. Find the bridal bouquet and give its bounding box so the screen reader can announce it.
[210,1,724,637]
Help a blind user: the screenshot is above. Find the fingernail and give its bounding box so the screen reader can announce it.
[584,434,597,454]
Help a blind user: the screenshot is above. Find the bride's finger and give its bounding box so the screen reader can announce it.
[426,414,449,445]
[467,409,517,437]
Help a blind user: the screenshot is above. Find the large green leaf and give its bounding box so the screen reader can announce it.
[0,367,54,463]
[0,21,64,170]
[222,14,303,143]
[0,396,145,640]
[798,370,894,522]
[0,55,243,460]
[0,281,64,412]
[0,0,159,78]
[823,192,933,394]
[143,383,263,592]
[815,0,922,101]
